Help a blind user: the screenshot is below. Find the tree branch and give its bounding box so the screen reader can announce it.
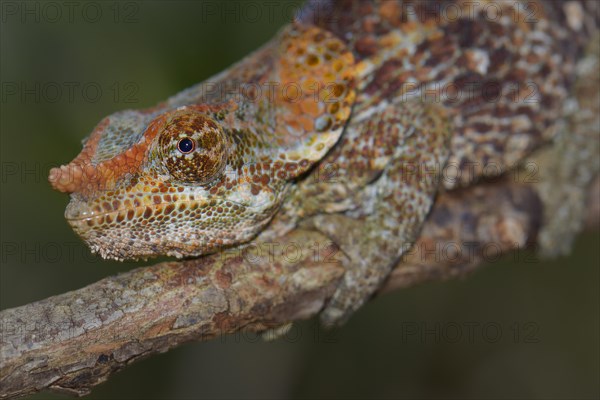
[1,176,597,399]
[0,228,344,398]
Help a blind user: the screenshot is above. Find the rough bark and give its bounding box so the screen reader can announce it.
[1,177,598,399]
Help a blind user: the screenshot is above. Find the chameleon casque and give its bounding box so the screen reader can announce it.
[48,0,599,325]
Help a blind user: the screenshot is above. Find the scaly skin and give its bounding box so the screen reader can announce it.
[49,1,598,325]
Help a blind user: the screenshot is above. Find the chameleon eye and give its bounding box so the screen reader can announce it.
[157,109,228,184]
[177,137,195,154]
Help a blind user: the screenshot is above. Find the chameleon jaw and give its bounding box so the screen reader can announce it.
[63,186,282,261]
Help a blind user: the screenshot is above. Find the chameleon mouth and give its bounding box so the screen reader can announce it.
[64,198,208,223]
[64,197,246,241]
[64,196,257,224]
[63,196,272,261]
[63,198,245,260]
[65,206,167,235]
[64,196,258,238]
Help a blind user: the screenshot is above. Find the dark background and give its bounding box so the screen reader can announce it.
[1,1,598,398]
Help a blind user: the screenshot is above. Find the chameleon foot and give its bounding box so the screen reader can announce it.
[305,213,397,326]
[260,322,294,341]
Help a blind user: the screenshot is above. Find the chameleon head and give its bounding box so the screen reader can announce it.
[48,105,304,260]
[48,23,356,260]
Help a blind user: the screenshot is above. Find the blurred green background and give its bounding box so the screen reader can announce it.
[1,1,598,398]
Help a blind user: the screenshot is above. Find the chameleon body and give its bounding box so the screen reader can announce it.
[49,1,598,325]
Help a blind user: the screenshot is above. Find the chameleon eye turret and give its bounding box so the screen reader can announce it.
[155,108,228,185]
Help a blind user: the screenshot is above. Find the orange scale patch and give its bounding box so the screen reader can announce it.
[300,99,320,117]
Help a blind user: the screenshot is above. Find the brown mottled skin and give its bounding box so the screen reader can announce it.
[49,1,598,325]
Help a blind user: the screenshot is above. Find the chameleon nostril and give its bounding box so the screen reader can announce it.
[177,138,195,154]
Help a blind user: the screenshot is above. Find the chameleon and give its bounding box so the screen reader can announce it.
[48,0,599,325]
